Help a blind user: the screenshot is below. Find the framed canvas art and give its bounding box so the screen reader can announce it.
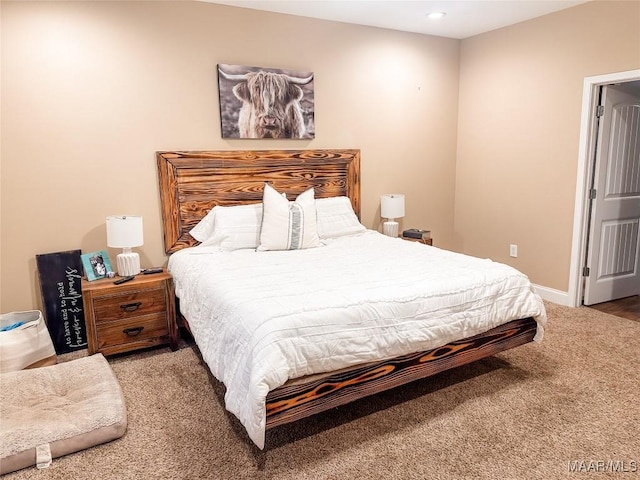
[218,63,315,139]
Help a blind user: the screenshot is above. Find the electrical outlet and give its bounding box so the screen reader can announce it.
[510,244,518,258]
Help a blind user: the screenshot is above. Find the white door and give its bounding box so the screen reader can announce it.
[583,84,640,305]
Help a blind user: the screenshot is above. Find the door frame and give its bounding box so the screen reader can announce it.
[568,69,640,307]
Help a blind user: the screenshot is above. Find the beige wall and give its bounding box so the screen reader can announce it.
[455,0,640,292]
[0,1,460,312]
[2,1,639,313]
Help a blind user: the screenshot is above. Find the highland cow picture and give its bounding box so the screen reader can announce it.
[218,63,315,139]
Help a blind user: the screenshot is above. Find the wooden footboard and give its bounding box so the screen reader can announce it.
[265,317,537,429]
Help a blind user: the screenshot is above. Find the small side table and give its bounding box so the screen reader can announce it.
[400,235,433,246]
[82,271,178,356]
[398,230,433,245]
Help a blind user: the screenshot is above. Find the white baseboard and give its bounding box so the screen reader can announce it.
[531,284,574,307]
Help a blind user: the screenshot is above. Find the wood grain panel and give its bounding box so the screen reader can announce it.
[91,287,167,323]
[157,150,360,254]
[95,314,169,350]
[265,317,537,429]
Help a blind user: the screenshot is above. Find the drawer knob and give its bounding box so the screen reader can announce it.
[123,326,144,336]
[120,302,142,312]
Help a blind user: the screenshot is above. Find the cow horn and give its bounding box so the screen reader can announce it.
[285,74,314,85]
[218,68,248,82]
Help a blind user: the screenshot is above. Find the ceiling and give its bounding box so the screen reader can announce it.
[202,0,590,39]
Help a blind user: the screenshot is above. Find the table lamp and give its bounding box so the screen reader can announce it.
[381,194,405,237]
[106,215,143,276]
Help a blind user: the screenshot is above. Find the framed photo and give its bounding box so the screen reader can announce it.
[81,250,112,281]
[218,63,315,139]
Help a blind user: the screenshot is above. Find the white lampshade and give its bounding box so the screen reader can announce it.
[381,194,405,220]
[380,194,405,237]
[106,216,143,276]
[106,216,143,248]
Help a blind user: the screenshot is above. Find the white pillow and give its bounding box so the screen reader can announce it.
[191,203,263,250]
[189,208,217,243]
[316,196,366,238]
[258,184,320,251]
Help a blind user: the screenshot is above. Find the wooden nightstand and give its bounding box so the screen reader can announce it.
[400,235,433,246]
[82,272,178,356]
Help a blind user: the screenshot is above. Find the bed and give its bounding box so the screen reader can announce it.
[156,149,547,449]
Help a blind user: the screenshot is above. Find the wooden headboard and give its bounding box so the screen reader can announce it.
[156,149,361,254]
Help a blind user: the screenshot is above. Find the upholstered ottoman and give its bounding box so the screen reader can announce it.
[0,353,127,474]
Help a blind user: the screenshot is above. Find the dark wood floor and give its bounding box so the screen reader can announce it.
[587,295,639,322]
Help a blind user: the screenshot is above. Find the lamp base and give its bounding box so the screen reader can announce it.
[116,251,141,276]
[383,221,399,237]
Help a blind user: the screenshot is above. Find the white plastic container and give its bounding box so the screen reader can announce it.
[0,310,57,373]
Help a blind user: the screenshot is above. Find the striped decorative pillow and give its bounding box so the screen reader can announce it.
[258,183,320,251]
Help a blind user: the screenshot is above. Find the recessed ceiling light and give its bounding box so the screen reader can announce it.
[426,12,446,20]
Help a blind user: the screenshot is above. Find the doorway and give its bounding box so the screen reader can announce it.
[582,83,640,305]
[569,69,640,308]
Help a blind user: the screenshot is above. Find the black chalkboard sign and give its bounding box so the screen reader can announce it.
[36,250,87,354]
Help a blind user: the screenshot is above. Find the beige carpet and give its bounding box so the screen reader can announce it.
[3,302,639,479]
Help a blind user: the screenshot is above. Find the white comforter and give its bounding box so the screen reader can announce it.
[168,231,547,449]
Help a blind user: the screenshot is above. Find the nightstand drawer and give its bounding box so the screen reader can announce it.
[95,314,169,349]
[91,287,167,323]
